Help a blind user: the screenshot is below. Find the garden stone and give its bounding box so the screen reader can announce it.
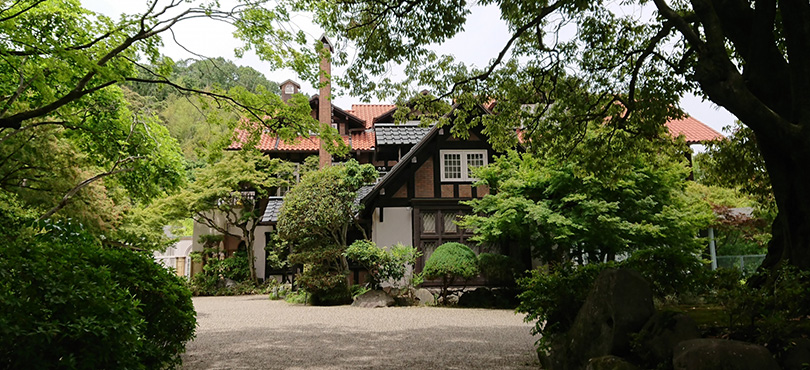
[585,355,640,370]
[672,338,779,370]
[351,290,394,308]
[414,288,435,305]
[637,311,700,364]
[782,338,810,370]
[543,268,655,370]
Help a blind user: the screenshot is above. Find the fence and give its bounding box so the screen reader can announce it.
[715,254,766,276]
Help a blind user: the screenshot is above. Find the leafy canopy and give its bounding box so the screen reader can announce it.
[461,149,713,264]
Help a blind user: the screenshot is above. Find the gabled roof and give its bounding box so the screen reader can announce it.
[347,104,397,129]
[665,115,723,144]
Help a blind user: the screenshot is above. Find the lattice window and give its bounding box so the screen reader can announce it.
[421,211,436,233]
[440,149,488,181]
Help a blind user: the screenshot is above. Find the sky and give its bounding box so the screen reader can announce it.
[82,0,737,136]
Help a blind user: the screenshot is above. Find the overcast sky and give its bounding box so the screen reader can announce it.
[83,0,736,135]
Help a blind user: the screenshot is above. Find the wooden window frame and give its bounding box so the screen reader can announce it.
[439,149,488,182]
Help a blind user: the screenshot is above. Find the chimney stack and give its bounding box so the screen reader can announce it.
[318,35,334,169]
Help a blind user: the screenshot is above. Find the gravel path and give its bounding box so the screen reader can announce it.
[182,295,539,369]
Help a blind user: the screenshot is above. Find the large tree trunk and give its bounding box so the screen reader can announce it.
[750,132,810,283]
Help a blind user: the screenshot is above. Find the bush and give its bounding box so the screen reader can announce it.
[189,251,252,296]
[623,247,707,299]
[478,253,519,287]
[0,208,196,369]
[423,242,479,303]
[345,240,421,289]
[517,262,611,341]
[290,244,352,305]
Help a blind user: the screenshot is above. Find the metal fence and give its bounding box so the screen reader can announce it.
[715,254,766,276]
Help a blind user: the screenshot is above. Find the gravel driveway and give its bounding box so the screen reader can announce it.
[182,295,539,369]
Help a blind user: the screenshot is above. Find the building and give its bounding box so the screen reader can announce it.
[193,36,724,283]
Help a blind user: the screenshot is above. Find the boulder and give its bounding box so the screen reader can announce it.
[351,290,394,308]
[585,355,640,370]
[637,311,701,364]
[414,288,435,306]
[673,338,780,370]
[781,338,810,370]
[545,268,655,370]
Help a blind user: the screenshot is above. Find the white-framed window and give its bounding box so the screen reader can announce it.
[439,149,487,182]
[284,84,295,94]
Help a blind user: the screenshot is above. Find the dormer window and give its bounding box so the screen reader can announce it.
[284,84,295,94]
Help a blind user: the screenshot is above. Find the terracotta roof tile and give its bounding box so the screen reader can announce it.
[351,130,376,150]
[666,116,723,144]
[349,104,396,128]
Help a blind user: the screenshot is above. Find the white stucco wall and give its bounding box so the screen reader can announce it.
[371,207,413,248]
[191,217,273,281]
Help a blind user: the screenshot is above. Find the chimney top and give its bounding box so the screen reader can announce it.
[319,34,334,52]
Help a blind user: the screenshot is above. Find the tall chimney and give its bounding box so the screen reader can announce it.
[318,35,333,169]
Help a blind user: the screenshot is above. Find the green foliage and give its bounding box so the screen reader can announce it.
[423,242,479,303]
[622,247,706,299]
[696,123,773,209]
[162,151,295,281]
[0,193,195,369]
[462,151,713,265]
[517,263,612,340]
[278,160,377,305]
[477,253,520,287]
[278,159,377,247]
[345,240,421,289]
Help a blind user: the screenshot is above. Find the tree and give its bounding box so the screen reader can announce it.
[163,151,296,282]
[0,0,323,223]
[302,0,810,278]
[696,122,773,209]
[423,242,480,304]
[461,149,713,265]
[277,159,377,303]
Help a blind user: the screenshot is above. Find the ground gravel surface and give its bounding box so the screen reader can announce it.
[182,295,538,369]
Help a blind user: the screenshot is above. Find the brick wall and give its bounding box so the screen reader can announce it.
[414,157,434,198]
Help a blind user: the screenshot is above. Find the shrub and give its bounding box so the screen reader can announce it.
[423,242,479,303]
[290,244,351,305]
[478,253,519,287]
[0,205,196,369]
[623,247,707,299]
[345,240,421,289]
[189,250,252,296]
[516,262,611,343]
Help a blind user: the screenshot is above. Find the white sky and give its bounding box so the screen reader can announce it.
[83,0,736,135]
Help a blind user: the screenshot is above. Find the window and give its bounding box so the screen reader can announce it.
[415,208,478,272]
[440,150,488,182]
[284,84,295,94]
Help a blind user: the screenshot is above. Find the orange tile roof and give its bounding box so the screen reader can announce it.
[351,130,376,150]
[348,104,396,128]
[665,116,723,144]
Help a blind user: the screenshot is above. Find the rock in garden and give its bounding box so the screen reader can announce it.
[414,288,435,305]
[351,290,394,308]
[637,311,700,363]
[545,268,655,370]
[672,338,779,370]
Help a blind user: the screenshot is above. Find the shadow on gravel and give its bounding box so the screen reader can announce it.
[183,323,537,369]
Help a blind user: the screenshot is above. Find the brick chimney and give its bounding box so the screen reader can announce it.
[318,35,333,169]
[279,79,300,103]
